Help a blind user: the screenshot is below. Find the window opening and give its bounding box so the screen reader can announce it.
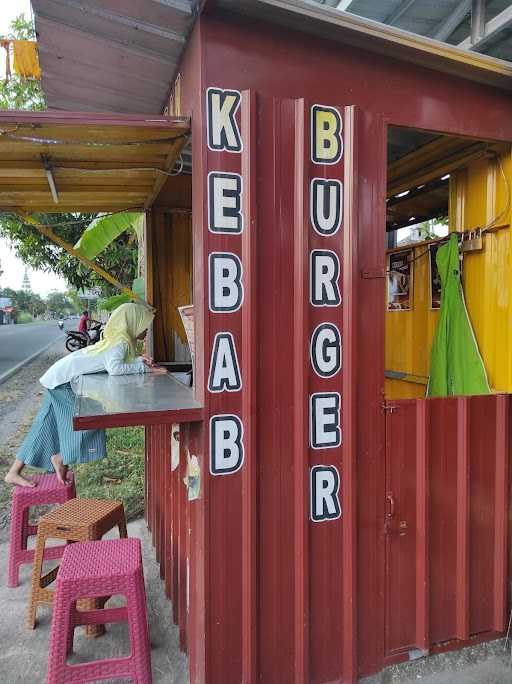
[384,126,510,400]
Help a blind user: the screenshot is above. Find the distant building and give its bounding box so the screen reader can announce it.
[0,296,15,324]
[21,268,31,292]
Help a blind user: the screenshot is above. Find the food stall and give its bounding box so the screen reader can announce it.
[4,0,512,681]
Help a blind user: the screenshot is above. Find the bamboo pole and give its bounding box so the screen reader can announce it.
[16,211,154,311]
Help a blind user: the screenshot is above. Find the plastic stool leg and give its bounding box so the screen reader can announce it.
[118,513,128,539]
[27,531,47,629]
[127,572,152,684]
[7,501,24,588]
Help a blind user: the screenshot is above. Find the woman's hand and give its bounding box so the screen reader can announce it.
[142,355,167,374]
[149,366,168,375]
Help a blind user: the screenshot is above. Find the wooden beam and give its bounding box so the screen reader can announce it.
[387,139,508,197]
[388,136,466,184]
[144,137,188,209]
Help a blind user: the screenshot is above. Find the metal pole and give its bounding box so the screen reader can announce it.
[471,0,486,45]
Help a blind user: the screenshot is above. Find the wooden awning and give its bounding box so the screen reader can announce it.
[0,111,190,213]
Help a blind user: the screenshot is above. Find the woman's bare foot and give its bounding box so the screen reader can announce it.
[51,455,69,485]
[4,471,36,487]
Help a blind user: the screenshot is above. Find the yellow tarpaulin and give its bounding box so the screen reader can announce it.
[12,40,41,79]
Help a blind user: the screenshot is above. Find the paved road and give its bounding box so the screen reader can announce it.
[0,321,64,377]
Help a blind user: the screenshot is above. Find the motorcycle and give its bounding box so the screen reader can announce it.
[65,321,103,353]
[58,319,64,330]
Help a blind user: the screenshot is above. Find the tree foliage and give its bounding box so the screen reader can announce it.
[0,286,74,318]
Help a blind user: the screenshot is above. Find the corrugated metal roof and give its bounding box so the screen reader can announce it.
[32,0,197,114]
[314,0,512,61]
[32,0,512,117]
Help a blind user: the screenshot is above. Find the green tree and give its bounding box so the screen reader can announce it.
[65,289,81,313]
[29,293,45,317]
[45,291,72,316]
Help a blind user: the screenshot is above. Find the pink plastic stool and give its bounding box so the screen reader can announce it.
[47,538,152,684]
[7,472,76,587]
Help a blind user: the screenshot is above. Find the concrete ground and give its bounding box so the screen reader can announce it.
[0,519,188,683]
[363,641,512,684]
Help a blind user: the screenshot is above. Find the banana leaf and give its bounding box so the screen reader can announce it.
[74,212,144,260]
[98,277,145,312]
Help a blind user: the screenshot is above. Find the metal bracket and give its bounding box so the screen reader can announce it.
[381,402,398,414]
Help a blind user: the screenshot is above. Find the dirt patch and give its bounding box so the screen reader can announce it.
[0,341,65,542]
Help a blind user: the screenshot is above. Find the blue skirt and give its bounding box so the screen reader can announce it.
[17,382,106,472]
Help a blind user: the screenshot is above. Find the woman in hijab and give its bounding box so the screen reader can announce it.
[5,302,163,487]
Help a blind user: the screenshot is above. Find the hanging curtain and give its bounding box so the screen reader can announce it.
[427,233,490,397]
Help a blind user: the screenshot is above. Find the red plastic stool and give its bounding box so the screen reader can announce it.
[47,538,152,684]
[7,472,76,588]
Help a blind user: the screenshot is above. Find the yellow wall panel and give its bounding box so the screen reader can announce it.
[462,150,512,392]
[385,148,512,399]
[385,244,438,399]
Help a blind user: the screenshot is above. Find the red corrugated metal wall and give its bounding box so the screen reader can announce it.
[384,395,509,662]
[145,394,509,682]
[145,422,202,657]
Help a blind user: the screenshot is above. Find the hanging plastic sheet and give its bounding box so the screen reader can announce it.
[427,233,490,397]
[12,40,41,79]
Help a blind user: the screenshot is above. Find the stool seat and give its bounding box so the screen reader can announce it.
[58,538,141,581]
[13,473,74,501]
[41,497,125,531]
[27,498,127,636]
[47,538,152,684]
[7,473,75,588]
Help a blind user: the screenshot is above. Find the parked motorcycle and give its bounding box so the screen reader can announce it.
[65,321,103,353]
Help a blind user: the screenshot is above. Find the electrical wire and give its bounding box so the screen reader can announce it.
[482,153,511,233]
[0,130,189,147]
[51,166,186,177]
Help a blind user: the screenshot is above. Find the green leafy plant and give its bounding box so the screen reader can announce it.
[75,213,143,260]
[98,277,145,312]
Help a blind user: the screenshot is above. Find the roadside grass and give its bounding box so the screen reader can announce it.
[74,427,145,521]
[16,312,34,324]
